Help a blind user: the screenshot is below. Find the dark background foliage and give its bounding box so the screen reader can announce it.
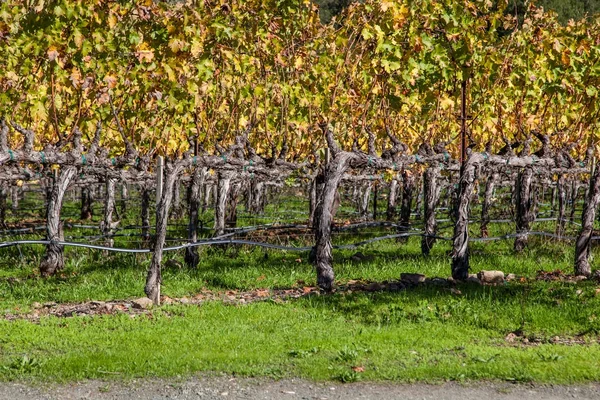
[314,0,600,24]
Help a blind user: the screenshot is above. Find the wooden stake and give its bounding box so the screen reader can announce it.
[156,155,164,205]
[460,79,467,165]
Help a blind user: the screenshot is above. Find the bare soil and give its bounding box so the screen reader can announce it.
[1,377,599,400]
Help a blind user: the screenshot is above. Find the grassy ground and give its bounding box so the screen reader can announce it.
[1,186,599,383]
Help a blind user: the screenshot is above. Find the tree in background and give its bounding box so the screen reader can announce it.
[313,0,353,23]
[314,0,600,24]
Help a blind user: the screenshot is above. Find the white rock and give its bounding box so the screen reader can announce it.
[131,297,154,309]
[477,270,505,284]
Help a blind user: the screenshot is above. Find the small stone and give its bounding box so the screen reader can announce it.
[32,302,42,309]
[131,297,153,309]
[179,297,190,304]
[552,336,561,343]
[522,338,529,344]
[400,273,426,284]
[576,289,583,296]
[161,296,174,305]
[477,270,505,284]
[165,259,183,269]
[573,275,588,282]
[505,332,517,342]
[466,275,482,285]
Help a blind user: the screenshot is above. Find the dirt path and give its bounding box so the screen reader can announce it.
[1,377,599,400]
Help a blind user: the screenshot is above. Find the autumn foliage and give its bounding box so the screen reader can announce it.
[1,0,599,158]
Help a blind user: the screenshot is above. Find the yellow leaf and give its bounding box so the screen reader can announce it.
[380,1,394,12]
[440,97,455,110]
[108,13,117,29]
[73,29,84,48]
[169,38,185,53]
[136,43,154,63]
[190,39,203,57]
[163,64,176,82]
[561,49,571,66]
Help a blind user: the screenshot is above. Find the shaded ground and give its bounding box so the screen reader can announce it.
[1,377,599,400]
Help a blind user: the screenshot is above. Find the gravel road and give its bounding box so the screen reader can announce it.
[1,377,599,400]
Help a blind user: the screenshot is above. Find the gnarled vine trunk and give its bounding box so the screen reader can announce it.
[11,186,19,213]
[359,182,372,220]
[451,155,481,280]
[421,166,441,255]
[398,170,415,243]
[100,177,117,248]
[80,186,93,220]
[514,167,535,252]
[574,167,600,277]
[202,183,213,214]
[0,182,7,228]
[185,167,205,268]
[226,182,241,228]
[250,180,266,214]
[145,162,185,304]
[40,166,77,277]
[386,179,399,221]
[314,153,354,291]
[214,172,232,237]
[120,183,128,215]
[556,175,566,237]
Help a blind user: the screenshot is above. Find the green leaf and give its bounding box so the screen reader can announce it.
[586,86,597,97]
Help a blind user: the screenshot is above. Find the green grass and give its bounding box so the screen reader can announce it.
[1,291,600,383]
[1,187,599,383]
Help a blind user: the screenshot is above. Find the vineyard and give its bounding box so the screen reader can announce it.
[2,0,600,303]
[1,114,599,303]
[4,1,600,386]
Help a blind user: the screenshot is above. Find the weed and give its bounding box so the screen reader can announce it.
[472,354,500,363]
[333,369,360,383]
[336,346,359,362]
[1,355,42,375]
[537,352,564,362]
[288,347,319,358]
